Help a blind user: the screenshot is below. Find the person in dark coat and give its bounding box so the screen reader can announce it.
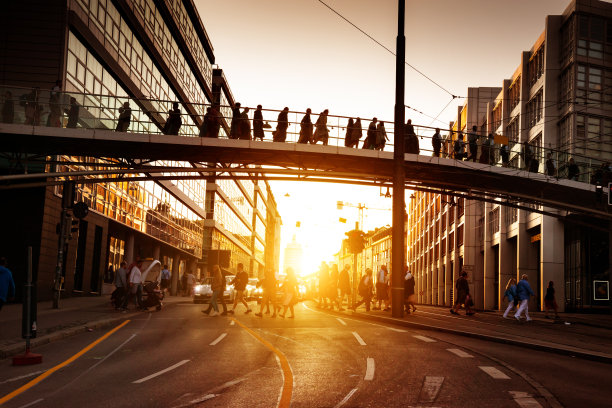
[432,128,442,157]
[273,107,289,142]
[479,133,493,164]
[567,157,579,180]
[253,105,265,141]
[338,264,351,307]
[298,109,313,144]
[404,119,420,154]
[65,97,79,128]
[352,268,373,312]
[467,126,479,162]
[238,107,251,140]
[229,102,241,139]
[163,102,182,135]
[499,143,509,166]
[363,118,377,149]
[545,153,556,176]
[115,102,131,132]
[2,91,14,124]
[344,118,354,147]
[404,269,416,314]
[312,109,330,145]
[451,271,474,315]
[375,121,388,150]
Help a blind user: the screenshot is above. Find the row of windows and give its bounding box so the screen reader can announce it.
[526,90,543,129]
[213,197,252,250]
[216,179,253,223]
[528,45,545,87]
[211,229,251,273]
[507,76,521,111]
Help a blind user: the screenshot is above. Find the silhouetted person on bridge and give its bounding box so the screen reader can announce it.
[375,121,388,150]
[65,97,79,128]
[116,102,131,132]
[200,106,221,138]
[344,118,354,147]
[163,102,182,135]
[467,126,478,162]
[404,119,419,154]
[298,108,313,144]
[453,133,466,160]
[567,157,579,180]
[312,109,330,145]
[432,128,441,157]
[479,133,494,164]
[229,102,241,139]
[2,91,15,124]
[253,105,265,141]
[238,107,251,140]
[363,117,377,149]
[350,118,363,148]
[499,143,509,166]
[47,91,61,128]
[273,107,289,142]
[22,88,40,125]
[545,153,556,176]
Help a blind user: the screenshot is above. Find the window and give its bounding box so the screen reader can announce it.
[508,76,521,111]
[506,117,519,143]
[457,224,464,248]
[527,90,543,128]
[528,45,545,87]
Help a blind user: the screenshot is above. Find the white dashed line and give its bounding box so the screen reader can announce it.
[413,335,436,343]
[364,358,375,381]
[336,317,347,326]
[334,388,358,408]
[0,370,46,385]
[509,391,543,407]
[446,348,473,358]
[352,331,367,346]
[479,366,510,379]
[209,333,227,346]
[133,360,190,383]
[387,327,407,332]
[419,376,444,403]
[16,398,44,408]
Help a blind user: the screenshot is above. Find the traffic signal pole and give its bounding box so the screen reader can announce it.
[391,0,406,318]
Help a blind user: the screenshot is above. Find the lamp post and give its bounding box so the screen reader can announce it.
[391,0,406,318]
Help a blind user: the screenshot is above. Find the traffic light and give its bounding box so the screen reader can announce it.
[345,229,365,254]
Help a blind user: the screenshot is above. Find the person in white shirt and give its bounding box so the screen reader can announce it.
[374,265,389,311]
[129,260,143,310]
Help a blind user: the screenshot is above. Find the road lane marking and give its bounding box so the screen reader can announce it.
[419,376,444,403]
[0,320,131,405]
[364,358,375,381]
[413,335,436,343]
[209,333,227,346]
[479,366,510,379]
[352,331,367,346]
[0,371,47,385]
[509,391,542,407]
[334,388,358,408]
[231,318,293,408]
[387,327,407,332]
[132,360,190,384]
[336,318,347,326]
[446,348,473,358]
[16,398,44,408]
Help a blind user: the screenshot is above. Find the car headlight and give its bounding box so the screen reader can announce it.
[299,285,307,294]
[194,285,203,294]
[255,287,263,294]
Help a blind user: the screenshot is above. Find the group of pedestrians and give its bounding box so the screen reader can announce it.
[318,263,351,311]
[112,259,146,311]
[502,275,558,321]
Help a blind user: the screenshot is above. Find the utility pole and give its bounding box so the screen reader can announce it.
[391,0,406,318]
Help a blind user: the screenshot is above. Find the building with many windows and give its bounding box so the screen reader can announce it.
[409,0,612,313]
[0,0,280,300]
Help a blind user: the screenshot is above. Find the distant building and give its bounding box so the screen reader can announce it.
[283,236,303,276]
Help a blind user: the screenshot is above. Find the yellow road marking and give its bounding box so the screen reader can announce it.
[231,318,293,408]
[0,320,131,405]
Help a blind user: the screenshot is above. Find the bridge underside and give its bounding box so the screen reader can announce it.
[1,124,609,220]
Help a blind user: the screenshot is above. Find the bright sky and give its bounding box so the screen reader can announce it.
[196,0,584,275]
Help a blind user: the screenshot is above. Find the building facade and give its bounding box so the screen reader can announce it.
[0,0,280,300]
[409,0,612,313]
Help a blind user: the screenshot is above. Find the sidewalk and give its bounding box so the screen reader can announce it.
[316,301,612,364]
[0,294,190,359]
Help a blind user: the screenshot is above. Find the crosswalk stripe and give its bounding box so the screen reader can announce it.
[479,366,510,379]
[413,335,436,343]
[509,391,542,407]
[446,348,473,358]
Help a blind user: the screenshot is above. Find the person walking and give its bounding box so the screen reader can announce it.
[338,264,351,308]
[467,126,479,162]
[280,267,299,318]
[129,259,144,310]
[404,119,420,154]
[312,109,330,145]
[514,274,535,321]
[255,269,277,317]
[65,97,79,128]
[499,143,509,166]
[2,91,15,124]
[404,269,417,314]
[229,102,241,139]
[432,128,442,157]
[479,133,494,164]
[363,117,377,149]
[163,102,182,135]
[229,263,252,314]
[238,107,251,140]
[0,257,16,311]
[298,108,313,144]
[160,264,171,295]
[374,265,388,310]
[186,270,196,297]
[329,264,343,311]
[273,107,289,142]
[453,133,466,160]
[253,105,265,141]
[202,265,223,316]
[502,278,517,319]
[451,271,474,315]
[318,262,330,308]
[350,118,363,148]
[116,102,131,132]
[375,121,388,150]
[544,281,559,319]
[545,153,556,176]
[113,261,128,310]
[344,118,354,147]
[567,157,579,180]
[353,268,373,311]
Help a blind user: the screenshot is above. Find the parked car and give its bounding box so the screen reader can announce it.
[245,278,259,300]
[193,275,235,304]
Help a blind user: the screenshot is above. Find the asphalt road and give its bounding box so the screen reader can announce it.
[0,301,610,408]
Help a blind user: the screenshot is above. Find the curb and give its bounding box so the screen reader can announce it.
[310,303,612,364]
[0,301,184,360]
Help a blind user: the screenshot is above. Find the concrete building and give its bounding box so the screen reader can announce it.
[0,0,280,300]
[409,0,612,313]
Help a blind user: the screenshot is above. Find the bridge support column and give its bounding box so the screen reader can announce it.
[482,202,495,310]
[125,234,135,264]
[498,230,516,311]
[153,245,160,262]
[171,253,181,296]
[540,213,564,312]
[517,215,539,311]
